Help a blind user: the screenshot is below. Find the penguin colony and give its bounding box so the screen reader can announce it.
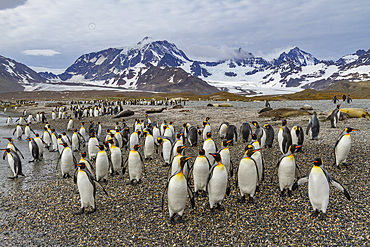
[1,99,361,225]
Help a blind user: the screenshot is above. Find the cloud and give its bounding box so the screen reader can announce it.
[22,49,61,56]
[0,0,369,68]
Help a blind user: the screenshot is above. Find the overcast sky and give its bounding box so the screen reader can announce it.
[0,0,369,72]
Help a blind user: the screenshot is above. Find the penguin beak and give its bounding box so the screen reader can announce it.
[185,156,192,161]
[252,149,260,152]
[295,145,302,149]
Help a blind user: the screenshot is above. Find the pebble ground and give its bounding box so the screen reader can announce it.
[0,103,369,246]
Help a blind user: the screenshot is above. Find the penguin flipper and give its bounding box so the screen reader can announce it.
[292,176,307,191]
[95,180,109,196]
[161,181,170,211]
[186,181,195,209]
[330,179,351,200]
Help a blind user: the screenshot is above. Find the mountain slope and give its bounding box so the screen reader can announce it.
[0,55,45,92]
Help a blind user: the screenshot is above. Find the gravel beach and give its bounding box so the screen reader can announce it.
[0,100,369,246]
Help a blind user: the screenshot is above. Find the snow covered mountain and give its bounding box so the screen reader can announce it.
[0,55,46,92]
[49,38,369,95]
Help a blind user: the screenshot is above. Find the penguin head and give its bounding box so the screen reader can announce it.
[179,156,192,170]
[133,144,141,151]
[290,144,302,153]
[77,162,87,169]
[81,152,87,158]
[157,137,163,145]
[1,148,11,153]
[27,137,32,141]
[345,127,357,133]
[251,134,257,140]
[251,121,259,127]
[203,121,207,126]
[199,149,206,156]
[206,132,212,138]
[206,117,210,121]
[245,144,259,157]
[210,153,221,162]
[176,145,185,154]
[35,133,40,137]
[97,145,105,151]
[263,124,270,129]
[106,139,114,145]
[183,123,188,128]
[143,130,148,137]
[312,158,323,166]
[221,140,231,147]
[282,119,287,126]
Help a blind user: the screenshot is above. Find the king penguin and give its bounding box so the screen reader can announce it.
[251,121,266,148]
[157,137,173,166]
[218,140,233,177]
[306,111,320,140]
[27,137,40,162]
[95,144,111,182]
[240,122,252,143]
[73,162,108,215]
[290,125,304,152]
[124,144,143,185]
[278,119,292,154]
[262,124,274,148]
[334,127,357,168]
[143,130,155,160]
[56,142,76,178]
[203,132,217,166]
[274,144,301,197]
[329,104,341,128]
[88,132,99,160]
[162,156,194,224]
[237,147,259,203]
[106,139,123,175]
[207,153,230,212]
[193,149,211,197]
[294,158,351,220]
[2,148,24,179]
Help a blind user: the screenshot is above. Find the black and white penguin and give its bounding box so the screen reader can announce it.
[329,105,341,128]
[251,121,266,148]
[13,124,24,140]
[193,149,211,197]
[278,119,292,154]
[157,137,173,166]
[162,156,194,224]
[129,130,140,150]
[56,142,76,178]
[207,153,230,212]
[237,147,259,203]
[106,139,122,175]
[67,118,74,131]
[79,152,94,175]
[203,132,217,166]
[73,162,108,215]
[170,146,186,177]
[225,124,238,145]
[218,122,229,139]
[88,132,99,160]
[262,124,274,148]
[202,121,212,141]
[2,148,24,179]
[245,143,264,186]
[294,158,351,220]
[218,140,232,177]
[34,133,44,158]
[95,144,111,182]
[26,137,40,162]
[290,125,304,152]
[274,144,301,197]
[187,126,201,147]
[143,130,155,160]
[306,111,320,140]
[4,137,24,159]
[334,127,357,168]
[125,144,143,185]
[239,122,252,143]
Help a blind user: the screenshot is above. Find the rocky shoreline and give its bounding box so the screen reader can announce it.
[0,101,369,246]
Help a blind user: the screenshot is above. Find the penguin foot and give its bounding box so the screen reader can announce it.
[86,208,96,214]
[194,191,199,198]
[170,216,176,225]
[319,212,326,220]
[256,186,260,192]
[287,190,292,197]
[73,208,85,215]
[216,203,225,211]
[7,176,17,179]
[248,196,254,203]
[177,216,185,224]
[237,196,245,203]
[311,209,319,217]
[280,190,286,197]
